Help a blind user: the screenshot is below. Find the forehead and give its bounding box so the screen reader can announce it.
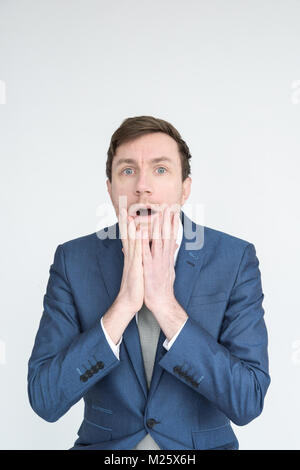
[113,132,180,166]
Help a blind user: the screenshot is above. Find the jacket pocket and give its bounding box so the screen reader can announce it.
[75,404,113,445]
[76,418,112,446]
[189,292,227,307]
[192,423,238,450]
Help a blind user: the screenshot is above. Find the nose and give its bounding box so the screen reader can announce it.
[134,171,153,197]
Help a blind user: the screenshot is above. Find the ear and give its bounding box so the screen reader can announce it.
[106,178,111,195]
[181,176,192,205]
[106,178,112,199]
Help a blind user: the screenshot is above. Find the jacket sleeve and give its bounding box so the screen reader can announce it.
[159,243,271,426]
[27,244,120,423]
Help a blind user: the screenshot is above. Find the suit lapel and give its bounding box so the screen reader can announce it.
[96,222,123,306]
[96,211,207,400]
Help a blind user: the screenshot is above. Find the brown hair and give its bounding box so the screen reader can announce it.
[106,115,192,182]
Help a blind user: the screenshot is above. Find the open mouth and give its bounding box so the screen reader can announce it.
[136,208,156,217]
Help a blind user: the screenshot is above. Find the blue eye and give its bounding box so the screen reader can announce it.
[156,167,166,174]
[123,168,133,175]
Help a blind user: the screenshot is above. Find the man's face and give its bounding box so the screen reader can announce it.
[106,132,191,240]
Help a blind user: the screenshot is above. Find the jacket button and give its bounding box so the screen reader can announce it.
[80,374,88,382]
[147,418,158,429]
[173,366,180,374]
[91,365,98,374]
[96,361,104,369]
[86,370,93,378]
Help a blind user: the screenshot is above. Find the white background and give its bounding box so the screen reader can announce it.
[0,0,299,450]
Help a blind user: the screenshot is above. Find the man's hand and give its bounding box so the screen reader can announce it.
[141,206,180,312]
[117,207,144,314]
[102,208,144,345]
[141,206,188,340]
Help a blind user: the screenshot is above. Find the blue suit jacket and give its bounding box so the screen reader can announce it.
[27,211,270,450]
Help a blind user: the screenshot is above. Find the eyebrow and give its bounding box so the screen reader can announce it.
[114,157,174,167]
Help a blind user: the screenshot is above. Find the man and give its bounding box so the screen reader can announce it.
[27,116,270,450]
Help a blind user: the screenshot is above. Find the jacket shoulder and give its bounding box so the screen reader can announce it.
[203,224,253,252]
[58,232,99,253]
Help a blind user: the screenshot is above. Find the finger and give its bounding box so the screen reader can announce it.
[162,206,172,254]
[118,207,128,251]
[151,211,162,257]
[128,216,136,256]
[170,242,179,270]
[134,226,142,260]
[172,210,180,245]
[141,227,152,264]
